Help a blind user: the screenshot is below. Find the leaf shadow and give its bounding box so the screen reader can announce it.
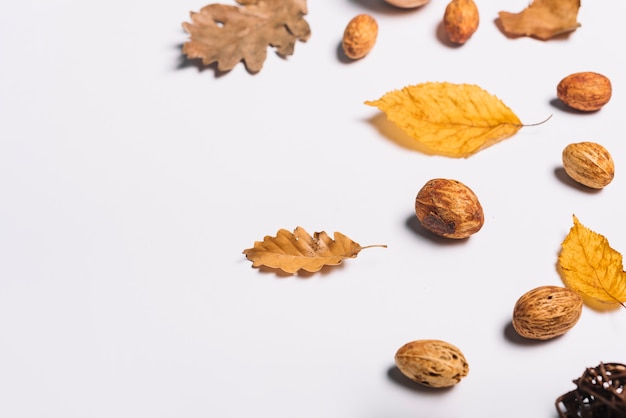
[553,167,604,193]
[405,214,471,246]
[253,263,348,279]
[365,113,437,155]
[387,365,454,394]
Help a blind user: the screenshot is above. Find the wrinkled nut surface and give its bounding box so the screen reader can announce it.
[395,339,469,388]
[443,0,479,44]
[562,142,615,189]
[557,72,612,112]
[342,14,378,60]
[512,285,583,340]
[415,178,484,239]
[384,0,430,8]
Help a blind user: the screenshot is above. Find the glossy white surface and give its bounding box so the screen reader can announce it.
[1,1,625,417]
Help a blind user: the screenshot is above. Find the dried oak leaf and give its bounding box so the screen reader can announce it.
[243,227,386,274]
[182,0,311,73]
[498,0,581,40]
[365,82,524,158]
[558,215,626,308]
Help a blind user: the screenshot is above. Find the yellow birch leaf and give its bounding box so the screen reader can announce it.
[558,215,626,308]
[243,227,386,274]
[365,82,523,158]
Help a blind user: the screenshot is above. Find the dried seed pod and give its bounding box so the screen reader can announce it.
[342,14,378,60]
[557,72,612,112]
[512,285,583,340]
[555,362,626,418]
[562,142,615,189]
[395,339,469,388]
[443,0,479,44]
[415,178,484,239]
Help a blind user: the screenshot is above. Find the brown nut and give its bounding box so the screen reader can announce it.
[395,339,469,388]
[384,0,430,8]
[512,285,583,340]
[557,72,612,112]
[562,142,615,189]
[443,0,479,44]
[342,14,378,60]
[415,178,484,239]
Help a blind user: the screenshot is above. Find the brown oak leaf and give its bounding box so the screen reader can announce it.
[243,227,386,274]
[182,0,311,73]
[498,0,581,40]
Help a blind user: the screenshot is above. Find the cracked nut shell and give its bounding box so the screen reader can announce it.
[415,178,484,239]
[512,285,583,340]
[342,14,378,60]
[557,72,612,112]
[443,0,479,44]
[562,142,614,189]
[395,339,469,388]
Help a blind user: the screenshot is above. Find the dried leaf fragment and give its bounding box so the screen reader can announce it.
[365,82,523,158]
[498,0,581,40]
[243,227,386,274]
[182,0,311,73]
[558,215,626,308]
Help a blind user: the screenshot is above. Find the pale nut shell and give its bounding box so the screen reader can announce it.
[342,14,378,60]
[512,285,583,340]
[395,339,469,388]
[415,178,484,239]
[557,72,612,112]
[562,142,615,189]
[443,0,479,44]
[384,0,430,8]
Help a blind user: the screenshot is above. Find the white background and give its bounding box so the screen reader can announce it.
[1,1,625,417]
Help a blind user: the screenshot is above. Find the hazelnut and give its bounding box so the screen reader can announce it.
[415,178,484,239]
[562,142,614,189]
[395,339,469,388]
[342,14,378,60]
[557,72,612,112]
[512,285,583,340]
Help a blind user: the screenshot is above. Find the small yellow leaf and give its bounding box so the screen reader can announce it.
[365,82,523,158]
[498,0,581,41]
[558,215,626,307]
[243,227,386,274]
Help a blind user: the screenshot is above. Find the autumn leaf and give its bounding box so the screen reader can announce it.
[365,82,525,158]
[182,0,311,73]
[498,0,581,40]
[243,227,386,274]
[558,215,626,308]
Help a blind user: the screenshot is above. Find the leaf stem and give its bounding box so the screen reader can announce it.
[521,114,553,127]
[362,244,388,249]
